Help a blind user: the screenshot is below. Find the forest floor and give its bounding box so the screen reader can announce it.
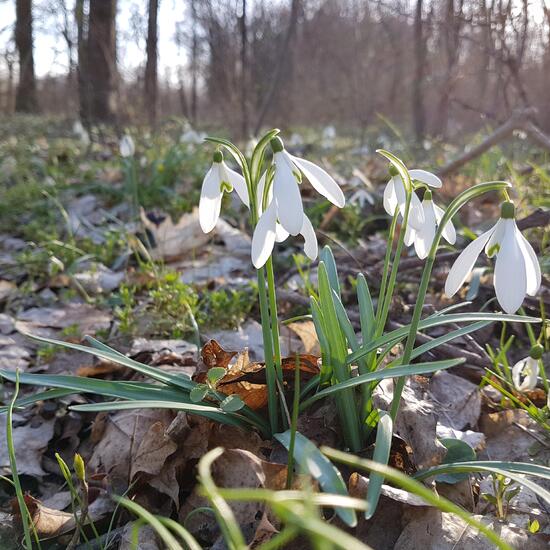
[0,115,549,549]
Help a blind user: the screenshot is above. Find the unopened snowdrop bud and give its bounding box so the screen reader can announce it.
[119,135,135,157]
[199,150,249,233]
[445,200,541,314]
[512,345,542,392]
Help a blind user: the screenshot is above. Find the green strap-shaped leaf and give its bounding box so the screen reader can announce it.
[365,411,393,519]
[275,430,357,527]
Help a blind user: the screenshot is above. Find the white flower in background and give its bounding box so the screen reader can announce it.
[72,120,90,146]
[270,136,345,236]
[445,201,541,314]
[512,345,543,392]
[512,357,539,392]
[289,133,304,148]
[383,168,442,230]
[404,190,456,259]
[322,125,336,148]
[251,171,317,268]
[119,134,135,157]
[199,150,249,233]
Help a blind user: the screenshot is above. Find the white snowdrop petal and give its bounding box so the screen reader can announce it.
[512,357,539,392]
[256,171,268,214]
[445,226,496,297]
[494,219,527,314]
[300,214,318,261]
[224,163,249,208]
[199,166,223,233]
[484,218,506,257]
[433,203,456,244]
[273,152,303,235]
[251,201,277,268]
[275,223,289,243]
[415,201,436,259]
[408,189,425,230]
[404,224,415,247]
[291,154,345,208]
[515,225,541,296]
[383,178,398,216]
[409,169,442,189]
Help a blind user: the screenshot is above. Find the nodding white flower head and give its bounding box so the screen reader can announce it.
[120,134,135,157]
[270,136,345,236]
[383,166,442,230]
[404,189,456,259]
[199,150,249,233]
[445,201,541,314]
[512,344,543,392]
[251,170,317,268]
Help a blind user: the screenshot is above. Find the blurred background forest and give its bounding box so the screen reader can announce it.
[1,0,550,142]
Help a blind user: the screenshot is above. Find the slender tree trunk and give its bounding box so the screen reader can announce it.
[239,0,248,138]
[412,0,426,141]
[254,0,300,135]
[15,0,38,113]
[75,0,90,122]
[190,0,198,125]
[145,0,159,126]
[87,0,117,122]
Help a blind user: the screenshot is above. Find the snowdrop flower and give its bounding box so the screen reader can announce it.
[269,137,345,236]
[251,172,317,268]
[73,120,90,146]
[445,201,541,314]
[199,150,249,233]
[404,190,456,259]
[512,345,543,392]
[383,167,442,230]
[322,125,336,148]
[120,135,135,157]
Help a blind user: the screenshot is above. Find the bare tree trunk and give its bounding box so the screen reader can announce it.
[239,0,248,138]
[87,0,117,122]
[75,0,90,122]
[190,0,198,125]
[412,0,426,141]
[145,0,159,126]
[254,0,300,135]
[15,0,38,113]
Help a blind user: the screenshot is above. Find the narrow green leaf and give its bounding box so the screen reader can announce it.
[347,313,540,365]
[70,400,256,430]
[324,447,512,550]
[366,412,392,519]
[300,358,464,411]
[23,332,194,390]
[357,273,375,347]
[332,289,359,349]
[275,431,357,527]
[320,246,341,297]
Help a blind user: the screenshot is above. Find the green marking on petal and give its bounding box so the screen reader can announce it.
[487,243,500,257]
[220,180,233,193]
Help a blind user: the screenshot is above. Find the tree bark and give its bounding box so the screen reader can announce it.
[254,0,300,135]
[144,0,159,126]
[15,0,38,113]
[75,0,89,122]
[239,0,248,138]
[412,0,426,141]
[86,0,117,122]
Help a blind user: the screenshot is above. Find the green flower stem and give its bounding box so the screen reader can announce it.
[390,180,512,420]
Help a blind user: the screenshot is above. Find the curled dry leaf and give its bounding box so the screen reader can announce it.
[194,339,319,410]
[11,494,74,538]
